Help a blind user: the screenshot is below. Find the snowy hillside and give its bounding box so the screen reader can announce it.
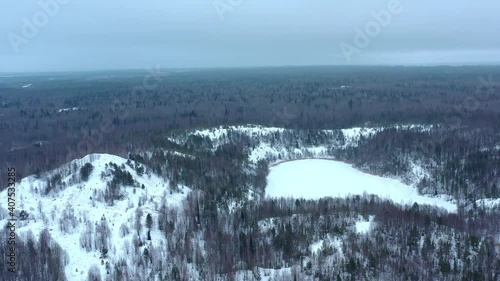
[0,154,190,280]
[168,123,435,164]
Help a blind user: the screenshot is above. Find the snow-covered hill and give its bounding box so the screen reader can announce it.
[0,154,190,280]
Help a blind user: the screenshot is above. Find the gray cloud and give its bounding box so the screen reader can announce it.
[1,0,499,72]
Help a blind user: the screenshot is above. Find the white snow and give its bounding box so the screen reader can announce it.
[266,159,457,212]
[330,85,350,90]
[474,198,500,208]
[162,149,196,159]
[58,107,79,113]
[0,153,189,280]
[309,240,324,254]
[338,127,382,148]
[258,218,278,233]
[193,124,285,140]
[339,124,434,147]
[171,124,435,163]
[233,267,292,281]
[340,127,380,143]
[409,161,430,182]
[249,143,288,163]
[355,215,375,234]
[395,124,435,132]
[308,235,344,257]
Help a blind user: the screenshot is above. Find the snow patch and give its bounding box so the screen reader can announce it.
[341,127,381,144]
[355,215,375,234]
[58,107,80,113]
[233,267,292,281]
[193,124,285,140]
[474,198,500,208]
[309,234,344,257]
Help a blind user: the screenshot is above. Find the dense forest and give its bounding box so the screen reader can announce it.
[0,66,499,280]
[1,66,499,187]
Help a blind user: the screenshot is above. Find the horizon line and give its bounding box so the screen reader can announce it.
[2,63,500,75]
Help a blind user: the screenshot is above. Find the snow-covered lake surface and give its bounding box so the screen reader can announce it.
[266,159,457,212]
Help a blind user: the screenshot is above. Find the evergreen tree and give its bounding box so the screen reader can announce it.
[146,213,153,229]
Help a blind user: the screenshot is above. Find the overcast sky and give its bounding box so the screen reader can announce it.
[1,0,500,72]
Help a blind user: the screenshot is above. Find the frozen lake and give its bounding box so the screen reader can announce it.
[266,159,456,212]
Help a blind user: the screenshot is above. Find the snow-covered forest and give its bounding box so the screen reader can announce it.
[1,67,499,280]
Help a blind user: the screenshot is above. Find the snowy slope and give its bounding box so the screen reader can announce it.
[186,124,433,144]
[266,159,457,212]
[0,153,190,280]
[170,124,435,164]
[193,125,285,140]
[355,215,375,234]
